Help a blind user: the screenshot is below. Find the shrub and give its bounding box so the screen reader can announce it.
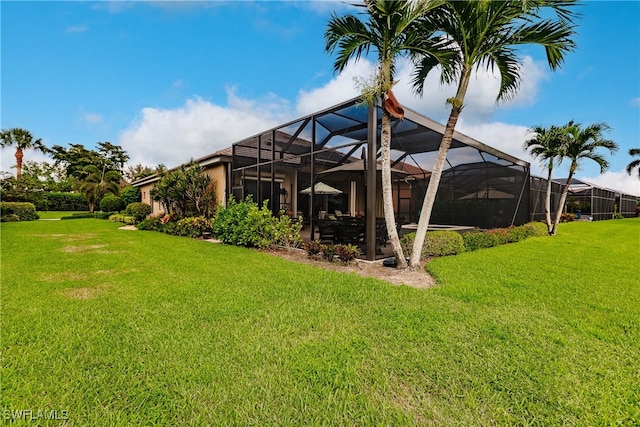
[120,186,141,206]
[334,244,360,264]
[137,218,163,232]
[321,244,338,262]
[60,213,97,220]
[520,221,549,237]
[212,196,295,249]
[94,211,113,220]
[100,195,125,213]
[273,213,303,249]
[109,214,136,225]
[0,202,38,221]
[560,213,575,222]
[212,197,256,246]
[1,214,20,222]
[174,216,212,238]
[463,231,501,252]
[125,202,152,222]
[305,240,323,256]
[401,230,465,259]
[45,192,89,211]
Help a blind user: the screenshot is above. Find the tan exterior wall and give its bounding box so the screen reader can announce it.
[136,162,228,215]
[203,164,227,206]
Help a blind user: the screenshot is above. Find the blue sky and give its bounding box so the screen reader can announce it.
[2,0,639,195]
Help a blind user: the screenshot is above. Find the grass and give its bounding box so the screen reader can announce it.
[1,218,639,425]
[36,211,89,219]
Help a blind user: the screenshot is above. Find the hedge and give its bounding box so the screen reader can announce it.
[1,202,39,221]
[401,230,465,259]
[44,192,89,211]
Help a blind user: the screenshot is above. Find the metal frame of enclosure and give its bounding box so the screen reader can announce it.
[555,178,638,220]
[529,175,564,222]
[230,97,531,260]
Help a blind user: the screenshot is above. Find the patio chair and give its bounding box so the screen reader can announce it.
[375,218,388,247]
[316,219,336,244]
[340,219,365,245]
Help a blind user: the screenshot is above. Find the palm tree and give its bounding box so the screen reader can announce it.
[524,124,567,234]
[325,0,452,268]
[626,148,640,179]
[0,128,48,180]
[407,0,578,268]
[78,164,121,213]
[551,121,618,234]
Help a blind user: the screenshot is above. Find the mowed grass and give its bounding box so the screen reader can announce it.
[1,218,638,425]
[36,211,89,219]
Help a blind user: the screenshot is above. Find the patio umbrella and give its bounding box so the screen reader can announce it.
[300,182,343,195]
[300,182,343,216]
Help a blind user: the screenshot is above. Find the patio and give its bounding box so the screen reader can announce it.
[230,97,530,260]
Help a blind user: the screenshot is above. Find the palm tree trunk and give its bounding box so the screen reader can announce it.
[15,148,24,180]
[551,163,576,235]
[381,108,407,268]
[409,67,471,269]
[544,161,554,234]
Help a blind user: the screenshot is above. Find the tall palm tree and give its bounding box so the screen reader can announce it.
[551,121,618,234]
[0,128,48,180]
[408,0,578,268]
[524,124,567,234]
[325,0,452,268]
[626,148,640,179]
[78,164,121,213]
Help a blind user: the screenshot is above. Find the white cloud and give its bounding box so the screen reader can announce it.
[296,59,370,116]
[119,89,293,168]
[118,54,549,176]
[630,97,640,108]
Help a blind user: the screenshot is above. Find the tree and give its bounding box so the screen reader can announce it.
[524,125,567,234]
[0,128,48,180]
[97,141,129,174]
[77,164,121,213]
[626,148,640,179]
[49,144,104,181]
[325,0,452,268]
[551,121,618,234]
[150,163,216,218]
[408,0,578,268]
[123,163,156,183]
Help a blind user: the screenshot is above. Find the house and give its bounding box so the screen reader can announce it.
[134,97,534,260]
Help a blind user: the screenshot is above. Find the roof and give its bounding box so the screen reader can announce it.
[131,147,232,187]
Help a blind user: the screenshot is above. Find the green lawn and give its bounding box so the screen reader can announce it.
[36,211,89,219]
[1,218,639,425]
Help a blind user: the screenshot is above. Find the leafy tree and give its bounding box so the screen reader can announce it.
[551,121,618,234]
[0,128,48,180]
[150,162,216,218]
[123,163,156,183]
[49,144,104,181]
[325,0,452,268]
[408,0,578,268]
[626,148,640,179]
[21,161,73,192]
[77,165,121,213]
[120,185,141,206]
[49,142,129,182]
[524,125,567,234]
[97,141,129,174]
